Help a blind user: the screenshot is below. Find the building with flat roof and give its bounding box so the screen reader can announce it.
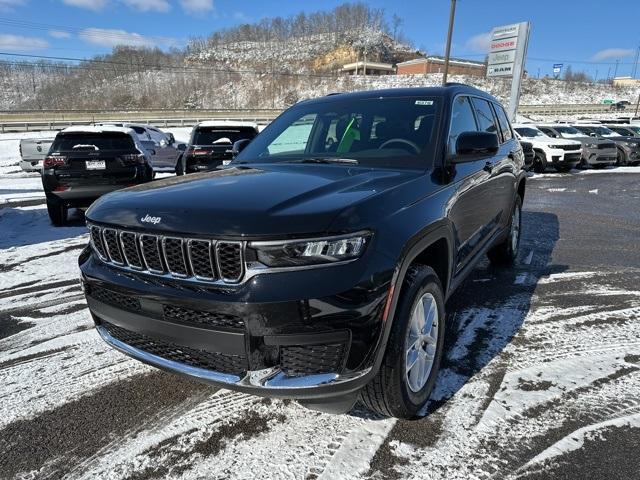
[397,56,486,77]
[613,77,640,87]
[341,61,396,76]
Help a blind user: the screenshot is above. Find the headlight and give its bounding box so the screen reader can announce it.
[548,144,559,149]
[248,232,371,268]
[625,142,639,148]
[586,143,598,148]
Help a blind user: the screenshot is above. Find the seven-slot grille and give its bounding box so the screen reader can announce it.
[89,224,244,283]
[556,144,581,151]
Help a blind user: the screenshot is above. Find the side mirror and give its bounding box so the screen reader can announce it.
[167,133,175,145]
[177,143,187,152]
[452,131,499,161]
[232,139,251,158]
[590,132,597,137]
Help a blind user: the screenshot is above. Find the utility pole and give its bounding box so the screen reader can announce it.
[442,0,457,85]
[632,46,640,78]
[613,59,620,79]
[635,91,640,119]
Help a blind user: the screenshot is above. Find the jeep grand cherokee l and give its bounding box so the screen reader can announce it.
[42,126,154,225]
[80,86,526,418]
[572,124,640,166]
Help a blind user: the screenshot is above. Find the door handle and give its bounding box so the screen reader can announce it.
[483,161,493,173]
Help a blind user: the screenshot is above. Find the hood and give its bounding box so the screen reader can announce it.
[542,137,582,146]
[604,136,639,144]
[86,163,426,237]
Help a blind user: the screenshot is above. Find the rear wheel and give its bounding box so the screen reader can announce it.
[359,265,445,419]
[47,201,67,226]
[533,151,546,173]
[487,195,522,265]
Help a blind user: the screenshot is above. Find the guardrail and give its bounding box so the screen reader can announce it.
[0,104,626,132]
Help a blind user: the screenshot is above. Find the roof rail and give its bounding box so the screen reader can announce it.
[325,92,343,96]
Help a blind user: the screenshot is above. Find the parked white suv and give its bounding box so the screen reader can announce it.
[92,122,186,173]
[513,124,582,172]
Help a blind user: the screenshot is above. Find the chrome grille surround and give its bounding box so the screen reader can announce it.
[88,224,244,285]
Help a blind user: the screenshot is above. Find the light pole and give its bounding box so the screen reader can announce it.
[442,0,457,85]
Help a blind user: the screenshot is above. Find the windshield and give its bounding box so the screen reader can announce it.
[235,96,441,169]
[192,127,257,146]
[553,126,583,137]
[51,132,136,152]
[514,127,546,138]
[574,125,620,137]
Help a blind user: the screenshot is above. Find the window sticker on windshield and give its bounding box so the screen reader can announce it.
[415,100,434,106]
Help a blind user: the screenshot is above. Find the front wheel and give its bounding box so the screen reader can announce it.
[487,195,522,265]
[47,201,68,226]
[533,152,546,173]
[359,265,445,419]
[175,155,184,176]
[616,148,628,166]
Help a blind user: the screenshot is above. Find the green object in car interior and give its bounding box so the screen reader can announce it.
[337,118,360,153]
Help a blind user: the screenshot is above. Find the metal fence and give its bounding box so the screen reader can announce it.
[0,104,623,133]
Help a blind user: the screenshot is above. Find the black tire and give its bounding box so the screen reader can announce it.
[616,148,628,166]
[533,151,546,173]
[578,157,589,169]
[175,155,184,176]
[359,265,446,419]
[47,201,67,226]
[487,195,522,265]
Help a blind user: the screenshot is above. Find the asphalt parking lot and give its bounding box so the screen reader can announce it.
[1,168,639,479]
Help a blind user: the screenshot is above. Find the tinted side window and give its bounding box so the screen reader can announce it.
[471,98,499,136]
[538,127,556,137]
[493,104,513,142]
[448,96,478,155]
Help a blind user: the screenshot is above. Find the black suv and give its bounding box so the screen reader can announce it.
[178,121,259,174]
[80,86,526,418]
[42,126,154,225]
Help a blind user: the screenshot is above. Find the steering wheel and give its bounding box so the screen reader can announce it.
[378,138,420,155]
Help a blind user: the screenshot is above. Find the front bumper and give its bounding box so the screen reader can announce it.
[80,247,392,399]
[584,147,617,166]
[547,148,581,165]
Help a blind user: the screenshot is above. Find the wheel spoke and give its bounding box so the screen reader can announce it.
[405,292,440,393]
[406,348,419,372]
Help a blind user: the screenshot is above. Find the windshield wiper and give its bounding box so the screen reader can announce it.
[285,157,359,165]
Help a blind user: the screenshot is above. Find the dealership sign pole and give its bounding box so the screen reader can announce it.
[486,22,531,121]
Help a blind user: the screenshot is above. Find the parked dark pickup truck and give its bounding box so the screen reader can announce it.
[80,85,526,418]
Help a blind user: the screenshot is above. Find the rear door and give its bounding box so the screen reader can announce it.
[488,101,519,229]
[446,95,496,271]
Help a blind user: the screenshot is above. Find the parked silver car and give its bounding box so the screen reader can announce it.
[536,124,617,168]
